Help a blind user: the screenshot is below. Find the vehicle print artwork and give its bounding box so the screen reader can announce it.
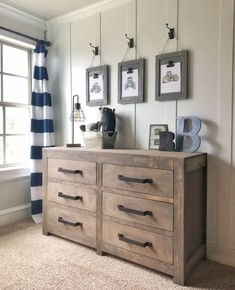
[124,76,136,90]
[162,71,179,83]
[90,82,101,94]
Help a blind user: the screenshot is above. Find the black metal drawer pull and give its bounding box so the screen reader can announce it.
[58,217,82,227]
[58,192,82,200]
[118,204,152,216]
[58,167,82,174]
[118,233,153,248]
[118,174,153,184]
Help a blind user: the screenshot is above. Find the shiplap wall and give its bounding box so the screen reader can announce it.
[47,0,235,267]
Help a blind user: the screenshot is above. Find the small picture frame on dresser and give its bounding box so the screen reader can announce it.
[149,124,168,150]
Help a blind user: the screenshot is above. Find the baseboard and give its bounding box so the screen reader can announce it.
[207,242,235,268]
[0,203,31,227]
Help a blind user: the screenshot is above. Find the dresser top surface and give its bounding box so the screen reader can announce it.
[44,146,206,159]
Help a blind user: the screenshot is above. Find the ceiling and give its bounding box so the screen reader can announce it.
[0,0,102,21]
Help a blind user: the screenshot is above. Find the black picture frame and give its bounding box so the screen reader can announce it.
[86,65,108,106]
[118,58,145,104]
[155,50,188,101]
[148,124,168,150]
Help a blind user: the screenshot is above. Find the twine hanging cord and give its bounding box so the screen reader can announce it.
[161,31,183,54]
[122,43,141,62]
[89,53,106,68]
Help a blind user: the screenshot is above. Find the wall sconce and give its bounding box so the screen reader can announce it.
[70,95,85,144]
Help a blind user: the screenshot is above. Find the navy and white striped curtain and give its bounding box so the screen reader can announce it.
[30,44,54,223]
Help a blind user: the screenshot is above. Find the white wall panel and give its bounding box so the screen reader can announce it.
[101,1,136,148]
[232,21,235,248]
[47,22,71,145]
[71,14,100,144]
[216,0,234,249]
[135,0,168,149]
[177,0,220,245]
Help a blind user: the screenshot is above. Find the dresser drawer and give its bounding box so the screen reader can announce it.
[46,203,96,240]
[48,158,97,185]
[102,192,173,231]
[47,182,96,212]
[102,164,173,197]
[102,220,173,264]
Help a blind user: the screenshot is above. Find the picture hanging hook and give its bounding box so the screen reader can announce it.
[90,43,99,56]
[125,34,134,48]
[166,23,175,39]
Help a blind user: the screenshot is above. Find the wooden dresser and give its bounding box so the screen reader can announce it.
[42,147,207,285]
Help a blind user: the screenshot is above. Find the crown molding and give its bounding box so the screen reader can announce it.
[0,2,47,30]
[48,0,131,25]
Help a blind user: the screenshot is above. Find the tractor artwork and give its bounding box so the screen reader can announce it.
[90,82,101,94]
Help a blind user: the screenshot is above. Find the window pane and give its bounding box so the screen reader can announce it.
[3,45,28,77]
[0,107,2,134]
[3,75,28,104]
[6,136,29,164]
[0,137,3,164]
[6,107,29,134]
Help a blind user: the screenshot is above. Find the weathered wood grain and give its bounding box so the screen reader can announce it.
[102,220,173,264]
[102,191,173,231]
[103,163,173,197]
[42,147,207,286]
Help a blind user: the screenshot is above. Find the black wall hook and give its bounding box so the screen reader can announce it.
[125,34,134,48]
[90,43,99,56]
[166,23,175,39]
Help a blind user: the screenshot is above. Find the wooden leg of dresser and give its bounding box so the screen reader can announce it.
[42,225,50,236]
[96,249,104,256]
[43,230,51,236]
[173,272,185,286]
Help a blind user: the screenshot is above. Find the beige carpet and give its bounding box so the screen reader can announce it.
[0,219,235,290]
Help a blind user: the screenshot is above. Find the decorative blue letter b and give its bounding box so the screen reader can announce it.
[176,116,201,152]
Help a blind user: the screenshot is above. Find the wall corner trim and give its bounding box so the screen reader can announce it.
[0,2,47,30]
[48,0,132,25]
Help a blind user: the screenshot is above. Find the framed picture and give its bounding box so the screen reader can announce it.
[86,65,108,106]
[155,50,188,101]
[149,124,168,150]
[118,58,145,104]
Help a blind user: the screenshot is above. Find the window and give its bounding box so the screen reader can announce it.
[0,41,31,167]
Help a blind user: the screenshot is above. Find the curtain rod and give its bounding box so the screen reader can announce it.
[0,25,51,46]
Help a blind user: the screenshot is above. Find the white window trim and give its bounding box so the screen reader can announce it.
[0,165,30,182]
[0,39,32,168]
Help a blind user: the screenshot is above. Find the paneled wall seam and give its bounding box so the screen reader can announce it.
[231,1,235,166]
[134,0,137,149]
[69,22,73,144]
[99,13,102,66]
[214,0,223,247]
[217,0,234,248]
[217,0,223,247]
[175,0,179,134]
[230,0,235,249]
[166,0,178,135]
